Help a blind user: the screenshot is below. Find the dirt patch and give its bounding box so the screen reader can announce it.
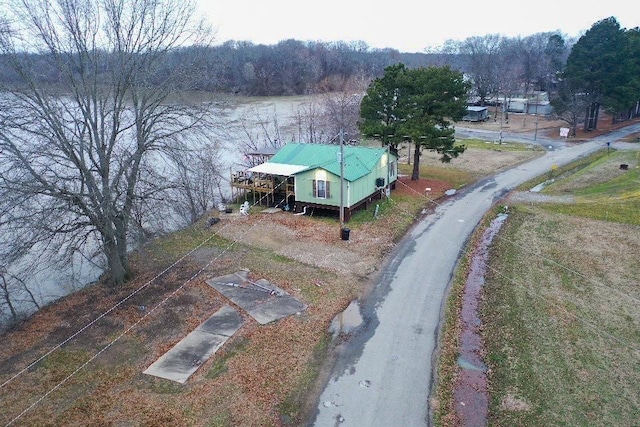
[500,394,532,411]
[394,175,452,197]
[215,176,451,277]
[466,108,640,142]
[420,147,544,178]
[217,213,379,277]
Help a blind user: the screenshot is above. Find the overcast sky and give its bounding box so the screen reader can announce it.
[196,1,639,53]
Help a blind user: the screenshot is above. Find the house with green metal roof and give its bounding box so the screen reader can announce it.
[230,143,398,221]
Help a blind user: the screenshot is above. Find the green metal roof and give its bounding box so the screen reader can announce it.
[268,143,390,181]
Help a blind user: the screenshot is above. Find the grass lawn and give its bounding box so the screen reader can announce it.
[436,148,640,426]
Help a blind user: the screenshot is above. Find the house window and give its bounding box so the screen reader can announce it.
[389,160,396,177]
[313,179,330,199]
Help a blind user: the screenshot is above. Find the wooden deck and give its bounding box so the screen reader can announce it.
[230,171,294,207]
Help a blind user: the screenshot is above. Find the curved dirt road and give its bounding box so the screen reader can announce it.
[308,124,640,426]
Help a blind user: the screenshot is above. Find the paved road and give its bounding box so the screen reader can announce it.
[454,126,567,150]
[309,124,640,427]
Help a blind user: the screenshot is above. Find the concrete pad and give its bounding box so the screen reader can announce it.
[206,271,307,325]
[143,304,243,383]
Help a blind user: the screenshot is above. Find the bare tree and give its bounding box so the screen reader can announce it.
[285,75,367,145]
[550,76,587,137]
[519,34,549,95]
[0,234,44,330]
[318,74,367,142]
[518,32,569,126]
[0,264,40,329]
[164,140,228,226]
[293,97,329,144]
[0,0,212,286]
[459,34,503,106]
[495,38,523,124]
[233,104,285,167]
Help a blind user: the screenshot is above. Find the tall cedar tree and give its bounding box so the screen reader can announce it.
[359,63,408,152]
[563,17,634,130]
[359,64,469,180]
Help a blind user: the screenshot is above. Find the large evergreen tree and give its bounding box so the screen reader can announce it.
[401,66,469,179]
[359,64,469,180]
[358,63,407,152]
[622,27,640,120]
[564,17,632,130]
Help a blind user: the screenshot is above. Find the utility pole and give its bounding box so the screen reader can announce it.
[499,102,503,144]
[386,142,391,198]
[534,90,540,142]
[339,129,345,229]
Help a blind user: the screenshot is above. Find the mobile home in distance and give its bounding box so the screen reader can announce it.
[463,106,489,122]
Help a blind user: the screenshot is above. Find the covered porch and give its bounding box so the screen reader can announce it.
[230,163,305,208]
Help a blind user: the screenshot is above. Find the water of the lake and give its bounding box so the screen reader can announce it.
[1,94,315,325]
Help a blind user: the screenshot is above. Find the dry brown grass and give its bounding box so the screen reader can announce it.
[0,175,447,426]
[1,120,636,426]
[420,146,543,178]
[482,207,640,426]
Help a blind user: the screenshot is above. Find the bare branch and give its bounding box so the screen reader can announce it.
[0,0,213,287]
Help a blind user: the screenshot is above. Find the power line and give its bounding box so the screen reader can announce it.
[3,165,637,422]
[4,215,270,426]
[2,185,284,426]
[1,178,291,390]
[396,178,640,308]
[493,233,640,306]
[480,257,640,353]
[1,219,232,389]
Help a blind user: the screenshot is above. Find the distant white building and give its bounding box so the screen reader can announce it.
[476,92,552,115]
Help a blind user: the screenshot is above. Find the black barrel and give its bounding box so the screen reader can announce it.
[341,227,350,241]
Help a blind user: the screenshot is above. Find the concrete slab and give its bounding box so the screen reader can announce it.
[206,270,307,325]
[143,304,243,383]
